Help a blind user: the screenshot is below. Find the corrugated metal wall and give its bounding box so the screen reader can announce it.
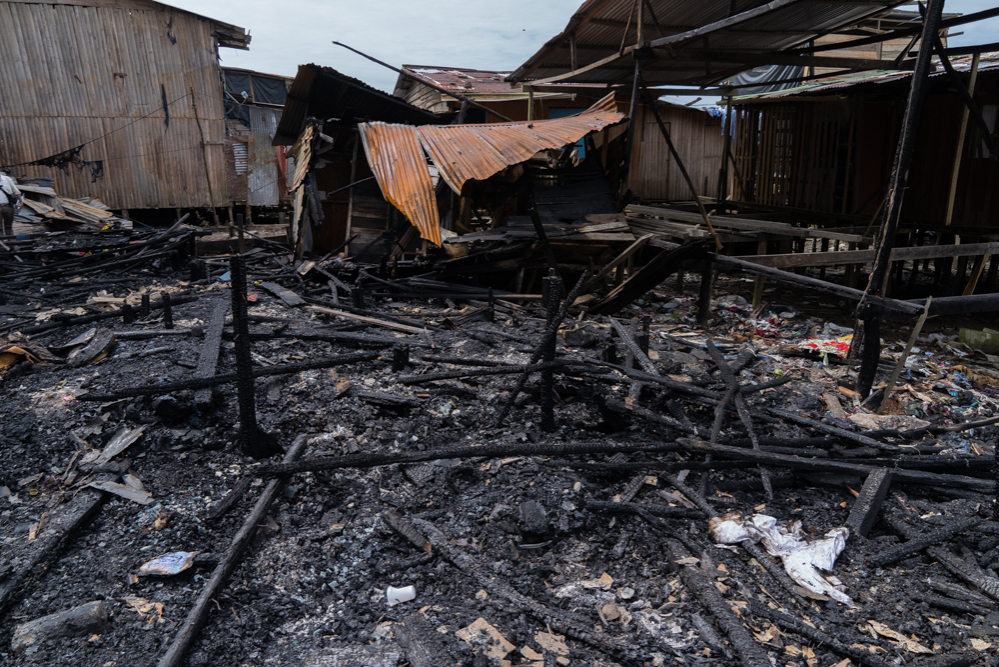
[0,1,227,209]
[628,103,725,201]
[246,107,281,206]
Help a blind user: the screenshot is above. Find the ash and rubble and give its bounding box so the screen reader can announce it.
[2,230,999,667]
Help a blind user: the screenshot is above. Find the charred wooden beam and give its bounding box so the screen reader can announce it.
[156,435,309,667]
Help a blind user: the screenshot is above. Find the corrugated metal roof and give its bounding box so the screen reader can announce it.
[508,0,905,87]
[273,64,442,146]
[733,52,999,101]
[401,66,517,96]
[357,94,624,246]
[418,93,624,194]
[358,123,442,247]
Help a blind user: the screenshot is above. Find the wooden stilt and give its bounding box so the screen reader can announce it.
[857,0,945,398]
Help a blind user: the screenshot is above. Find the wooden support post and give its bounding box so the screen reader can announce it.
[235,212,245,255]
[944,52,983,228]
[752,276,765,310]
[955,255,970,294]
[986,255,999,292]
[697,259,714,326]
[526,86,535,121]
[622,55,643,187]
[857,0,944,398]
[752,237,767,309]
[718,97,733,201]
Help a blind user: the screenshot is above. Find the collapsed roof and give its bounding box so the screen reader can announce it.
[358,93,626,246]
[273,64,443,146]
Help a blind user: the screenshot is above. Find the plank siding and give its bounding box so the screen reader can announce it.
[0,1,229,209]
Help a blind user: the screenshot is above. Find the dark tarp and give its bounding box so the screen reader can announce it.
[250,75,288,106]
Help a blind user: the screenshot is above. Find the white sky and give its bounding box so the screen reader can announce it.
[171,0,999,102]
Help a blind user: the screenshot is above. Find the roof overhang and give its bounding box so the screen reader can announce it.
[274,64,443,146]
[1,0,250,49]
[507,0,910,88]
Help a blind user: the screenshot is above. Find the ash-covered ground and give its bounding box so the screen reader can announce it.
[2,264,999,667]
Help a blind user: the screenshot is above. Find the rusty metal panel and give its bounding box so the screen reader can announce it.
[356,94,623,247]
[358,122,441,246]
[247,107,281,206]
[0,2,236,209]
[416,93,623,195]
[225,137,248,202]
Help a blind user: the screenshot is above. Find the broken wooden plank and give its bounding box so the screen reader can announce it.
[588,240,710,315]
[677,438,993,493]
[877,296,931,414]
[736,241,999,269]
[626,204,868,243]
[306,305,425,334]
[157,435,310,667]
[583,233,653,290]
[259,282,304,307]
[868,516,981,567]
[194,300,229,409]
[846,468,894,538]
[0,485,108,616]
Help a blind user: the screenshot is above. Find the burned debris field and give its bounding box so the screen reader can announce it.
[3,0,999,665]
[2,222,999,667]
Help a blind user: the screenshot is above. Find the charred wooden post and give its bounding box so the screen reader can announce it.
[637,315,650,355]
[391,345,410,372]
[235,212,245,255]
[161,293,174,330]
[541,274,562,432]
[140,293,150,317]
[122,304,135,325]
[857,0,945,397]
[351,278,366,308]
[157,435,309,667]
[229,255,280,459]
[189,259,207,281]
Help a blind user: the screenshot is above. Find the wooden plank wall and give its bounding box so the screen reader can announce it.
[0,2,227,209]
[627,103,724,201]
[730,102,850,213]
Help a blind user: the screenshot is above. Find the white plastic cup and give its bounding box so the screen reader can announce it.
[386,585,417,606]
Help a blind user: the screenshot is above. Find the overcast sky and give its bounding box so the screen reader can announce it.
[172,0,998,100]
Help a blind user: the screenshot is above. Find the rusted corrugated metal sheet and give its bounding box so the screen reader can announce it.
[247,107,281,206]
[418,93,623,195]
[0,1,239,209]
[358,123,442,246]
[357,94,623,245]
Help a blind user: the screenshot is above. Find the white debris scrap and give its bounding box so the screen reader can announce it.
[708,513,855,607]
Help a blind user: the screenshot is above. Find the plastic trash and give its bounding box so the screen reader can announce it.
[385,585,416,606]
[709,513,855,607]
[138,551,196,576]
